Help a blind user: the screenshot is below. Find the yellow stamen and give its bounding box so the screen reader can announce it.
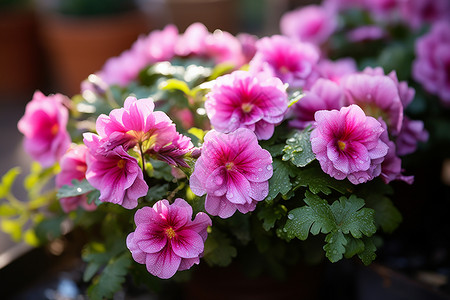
[280,66,290,74]
[337,140,346,151]
[117,159,126,169]
[241,103,253,113]
[165,227,177,239]
[51,124,59,135]
[225,162,235,171]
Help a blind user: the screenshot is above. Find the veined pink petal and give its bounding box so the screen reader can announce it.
[145,246,182,279]
[171,229,204,258]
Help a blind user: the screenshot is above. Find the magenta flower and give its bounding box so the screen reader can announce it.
[148,132,195,168]
[399,0,450,29]
[310,105,389,184]
[290,78,344,130]
[237,33,258,64]
[96,96,176,152]
[190,129,273,218]
[205,70,288,140]
[280,4,338,46]
[18,91,71,168]
[341,72,404,135]
[126,198,212,279]
[413,21,450,106]
[56,144,96,213]
[395,117,429,156]
[249,35,320,89]
[346,25,387,42]
[83,133,148,209]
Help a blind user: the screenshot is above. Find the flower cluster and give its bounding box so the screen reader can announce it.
[4,1,448,298]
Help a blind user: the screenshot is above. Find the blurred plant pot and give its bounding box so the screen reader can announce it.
[38,10,151,96]
[166,0,238,33]
[0,8,40,99]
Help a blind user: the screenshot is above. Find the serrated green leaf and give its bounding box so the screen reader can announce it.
[358,237,377,265]
[284,191,335,240]
[331,195,376,238]
[87,253,131,300]
[0,167,21,198]
[282,129,315,167]
[257,204,287,231]
[366,195,402,233]
[57,179,95,199]
[323,230,347,262]
[265,159,295,202]
[344,236,365,259]
[203,229,237,267]
[293,166,353,195]
[87,189,101,205]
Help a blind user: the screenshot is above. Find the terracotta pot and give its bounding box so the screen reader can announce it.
[38,11,152,96]
[0,9,40,99]
[166,0,238,33]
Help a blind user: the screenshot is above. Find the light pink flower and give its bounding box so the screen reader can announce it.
[204,29,246,67]
[175,22,209,58]
[237,33,258,64]
[96,96,177,152]
[316,58,358,84]
[190,129,273,218]
[99,25,178,87]
[290,78,344,129]
[205,70,288,140]
[56,144,96,213]
[310,104,389,184]
[413,21,450,106]
[83,133,148,209]
[126,198,211,279]
[341,72,404,135]
[346,25,387,42]
[18,91,71,168]
[280,5,338,46]
[249,35,320,89]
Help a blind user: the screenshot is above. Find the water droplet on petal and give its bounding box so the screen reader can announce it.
[266,165,272,171]
[258,168,262,172]
[228,193,234,198]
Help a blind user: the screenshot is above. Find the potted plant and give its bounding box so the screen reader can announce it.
[1,0,446,298]
[35,0,151,96]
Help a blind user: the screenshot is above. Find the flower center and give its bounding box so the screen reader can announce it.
[117,159,126,169]
[51,124,59,135]
[165,227,177,239]
[279,65,290,74]
[225,161,235,171]
[241,102,254,113]
[337,140,347,151]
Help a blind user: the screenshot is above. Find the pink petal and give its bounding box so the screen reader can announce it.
[145,246,181,279]
[171,229,204,258]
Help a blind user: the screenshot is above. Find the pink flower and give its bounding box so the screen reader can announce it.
[413,21,450,106]
[346,25,387,42]
[395,117,429,156]
[99,25,178,87]
[249,35,320,89]
[310,104,389,184]
[83,133,148,209]
[341,72,404,135]
[126,198,211,279]
[96,96,177,152]
[205,70,288,140]
[316,58,358,84]
[290,78,344,130]
[175,22,209,57]
[280,5,338,46]
[399,0,450,29]
[237,33,258,64]
[148,132,195,168]
[378,120,414,184]
[190,129,273,218]
[18,91,71,168]
[56,144,96,213]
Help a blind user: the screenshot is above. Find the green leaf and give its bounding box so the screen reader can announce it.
[257,204,287,231]
[293,165,353,195]
[57,179,96,199]
[23,229,40,247]
[148,159,173,182]
[187,127,206,145]
[284,191,335,240]
[0,167,21,198]
[366,195,402,233]
[358,237,377,265]
[87,189,101,205]
[209,62,234,80]
[203,229,237,267]
[145,184,170,202]
[87,252,132,300]
[344,236,365,259]
[265,159,295,202]
[323,230,347,263]
[1,219,23,241]
[0,203,19,217]
[34,215,66,241]
[282,129,315,168]
[288,90,305,108]
[159,78,191,96]
[330,195,376,238]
